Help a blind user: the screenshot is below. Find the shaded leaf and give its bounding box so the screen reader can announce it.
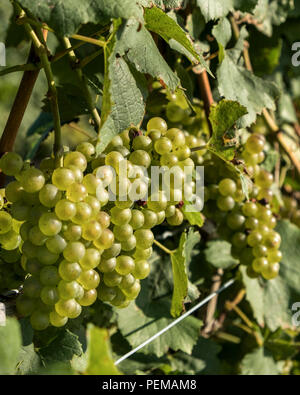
[0,318,22,375]
[241,347,279,375]
[197,0,234,22]
[205,240,239,269]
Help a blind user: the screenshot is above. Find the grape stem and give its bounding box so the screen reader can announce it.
[62,37,102,134]
[191,145,207,152]
[230,14,300,176]
[153,239,173,255]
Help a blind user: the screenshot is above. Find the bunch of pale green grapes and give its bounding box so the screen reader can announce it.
[203,133,282,280]
[280,196,300,227]
[0,116,195,330]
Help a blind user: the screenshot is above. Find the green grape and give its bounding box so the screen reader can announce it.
[233,189,245,203]
[105,151,124,170]
[98,257,116,273]
[101,243,121,260]
[132,260,150,279]
[52,167,75,190]
[59,260,82,281]
[63,223,82,241]
[39,184,62,208]
[257,206,273,222]
[20,168,45,193]
[78,289,97,306]
[166,102,185,122]
[121,235,137,251]
[29,225,48,246]
[261,262,280,280]
[39,213,62,236]
[165,205,176,218]
[115,199,134,209]
[107,135,124,150]
[219,179,237,196]
[0,152,23,176]
[0,211,12,234]
[82,220,102,241]
[98,283,117,302]
[247,231,263,247]
[252,257,269,273]
[80,248,101,270]
[130,210,145,230]
[76,142,95,161]
[94,228,114,250]
[58,280,81,299]
[148,129,162,142]
[147,117,168,134]
[49,311,68,327]
[255,170,274,188]
[113,224,133,241]
[23,276,42,298]
[16,295,35,317]
[242,201,258,217]
[264,230,281,249]
[123,280,141,300]
[166,128,186,147]
[66,165,84,183]
[36,246,59,266]
[64,151,87,172]
[55,299,82,319]
[232,232,247,248]
[116,255,135,275]
[154,137,172,155]
[257,188,273,202]
[111,207,132,226]
[167,209,184,226]
[72,202,92,224]
[40,157,55,178]
[63,242,86,262]
[134,229,154,249]
[245,134,265,154]
[239,247,255,266]
[147,191,168,212]
[103,271,122,287]
[82,174,102,195]
[94,165,114,188]
[96,211,110,229]
[111,289,128,307]
[175,146,191,161]
[46,235,67,254]
[143,209,158,229]
[41,286,59,305]
[253,245,268,258]
[30,311,49,331]
[226,213,245,230]
[85,195,101,218]
[267,216,277,229]
[268,249,283,263]
[22,240,37,259]
[120,274,135,289]
[78,269,100,290]
[245,217,259,230]
[208,185,219,200]
[134,247,153,260]
[1,230,21,250]
[217,196,235,212]
[66,183,87,203]
[257,224,270,238]
[5,181,23,203]
[160,153,179,167]
[129,150,151,168]
[132,135,153,151]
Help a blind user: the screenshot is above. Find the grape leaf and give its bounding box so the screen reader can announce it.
[117,280,202,357]
[140,0,187,9]
[217,52,280,128]
[241,221,300,331]
[16,344,41,375]
[171,229,200,317]
[241,347,279,375]
[84,324,122,375]
[233,0,259,13]
[212,17,232,62]
[205,241,239,269]
[0,318,22,375]
[18,0,143,37]
[170,337,221,375]
[197,0,234,22]
[144,7,211,73]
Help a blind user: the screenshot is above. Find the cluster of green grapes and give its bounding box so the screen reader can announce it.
[280,196,300,227]
[204,133,282,280]
[0,116,196,330]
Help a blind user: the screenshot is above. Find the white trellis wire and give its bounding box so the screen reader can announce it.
[115,278,235,366]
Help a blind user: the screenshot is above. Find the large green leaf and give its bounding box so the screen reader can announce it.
[212,17,232,62]
[217,53,280,128]
[205,240,239,269]
[241,220,300,331]
[85,325,122,375]
[197,0,234,22]
[144,7,211,73]
[241,347,280,375]
[171,229,200,317]
[140,0,186,9]
[117,283,203,357]
[0,318,22,375]
[18,0,143,36]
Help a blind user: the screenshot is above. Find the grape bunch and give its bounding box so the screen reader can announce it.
[0,116,195,331]
[204,133,282,280]
[280,195,300,227]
